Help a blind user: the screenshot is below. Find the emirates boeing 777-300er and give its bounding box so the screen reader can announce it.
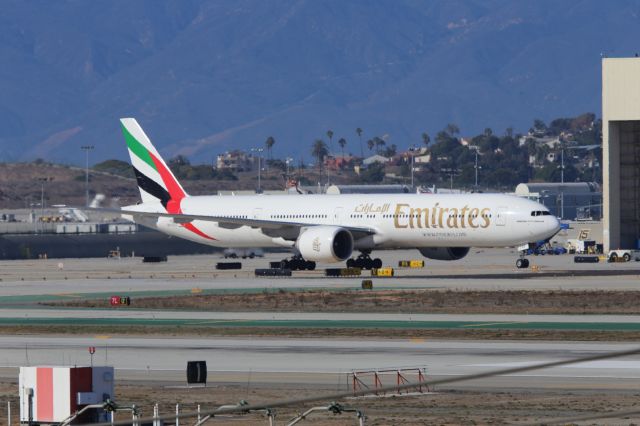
[114,118,560,270]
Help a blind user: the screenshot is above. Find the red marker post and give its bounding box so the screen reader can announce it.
[88,346,96,367]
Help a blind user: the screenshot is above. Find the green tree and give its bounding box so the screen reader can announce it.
[421,132,430,149]
[505,127,514,138]
[358,162,385,183]
[532,119,547,134]
[311,139,328,174]
[445,123,460,136]
[356,127,364,157]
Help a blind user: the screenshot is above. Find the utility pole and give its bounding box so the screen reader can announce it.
[81,145,94,207]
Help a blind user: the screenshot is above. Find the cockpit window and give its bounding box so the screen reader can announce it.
[531,210,551,216]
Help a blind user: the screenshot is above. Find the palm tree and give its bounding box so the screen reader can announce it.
[338,138,347,158]
[421,132,430,149]
[373,137,385,154]
[311,139,328,175]
[366,139,375,153]
[326,130,334,154]
[265,136,275,160]
[356,127,364,158]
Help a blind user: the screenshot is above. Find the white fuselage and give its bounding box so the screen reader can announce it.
[128,193,560,250]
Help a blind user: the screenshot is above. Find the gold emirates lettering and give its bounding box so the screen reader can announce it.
[393,203,492,229]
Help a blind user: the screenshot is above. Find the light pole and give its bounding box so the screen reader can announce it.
[37,177,53,232]
[560,144,565,219]
[408,145,418,188]
[81,145,94,207]
[470,146,481,189]
[285,157,293,178]
[251,147,264,193]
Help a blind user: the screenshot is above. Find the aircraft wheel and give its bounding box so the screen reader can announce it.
[306,261,316,271]
[523,259,530,268]
[516,258,525,269]
[280,260,290,269]
[372,258,383,269]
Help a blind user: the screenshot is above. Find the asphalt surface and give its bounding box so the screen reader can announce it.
[0,249,638,297]
[0,249,639,392]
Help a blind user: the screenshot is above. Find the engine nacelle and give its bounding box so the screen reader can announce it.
[418,247,470,261]
[296,226,354,262]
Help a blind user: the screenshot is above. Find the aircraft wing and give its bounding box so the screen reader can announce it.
[89,207,377,236]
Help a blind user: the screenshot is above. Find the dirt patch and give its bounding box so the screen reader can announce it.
[2,325,640,341]
[45,289,640,315]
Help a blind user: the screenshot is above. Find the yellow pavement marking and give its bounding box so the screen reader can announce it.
[94,335,111,339]
[409,338,426,343]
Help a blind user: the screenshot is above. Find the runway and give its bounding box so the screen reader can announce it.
[1,335,639,391]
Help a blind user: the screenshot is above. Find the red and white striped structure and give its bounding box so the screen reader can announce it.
[19,366,114,423]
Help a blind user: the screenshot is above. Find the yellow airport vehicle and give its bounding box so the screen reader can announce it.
[371,267,394,277]
[398,260,425,268]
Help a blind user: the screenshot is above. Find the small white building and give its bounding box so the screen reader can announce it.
[362,155,390,166]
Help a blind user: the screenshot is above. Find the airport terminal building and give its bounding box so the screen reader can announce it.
[602,58,640,251]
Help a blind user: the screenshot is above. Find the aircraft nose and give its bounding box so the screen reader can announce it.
[549,215,561,235]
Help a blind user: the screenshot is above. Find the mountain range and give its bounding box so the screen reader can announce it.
[1,0,638,164]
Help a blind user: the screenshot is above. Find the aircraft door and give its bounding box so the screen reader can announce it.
[496,207,507,226]
[333,207,343,224]
[253,208,262,220]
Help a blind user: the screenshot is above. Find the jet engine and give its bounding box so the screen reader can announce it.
[295,226,354,263]
[418,247,470,261]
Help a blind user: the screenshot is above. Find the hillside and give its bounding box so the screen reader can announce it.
[0,0,636,164]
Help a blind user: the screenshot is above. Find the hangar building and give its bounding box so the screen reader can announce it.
[602,58,640,251]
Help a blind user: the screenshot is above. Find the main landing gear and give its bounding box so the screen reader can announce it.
[280,255,316,271]
[346,252,382,270]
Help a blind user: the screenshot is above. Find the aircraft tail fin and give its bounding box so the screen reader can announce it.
[120,118,188,212]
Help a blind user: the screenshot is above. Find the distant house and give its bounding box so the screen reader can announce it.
[324,154,353,170]
[362,154,390,166]
[518,133,562,148]
[216,150,254,171]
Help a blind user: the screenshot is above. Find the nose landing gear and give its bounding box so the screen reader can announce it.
[346,252,382,270]
[516,244,531,269]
